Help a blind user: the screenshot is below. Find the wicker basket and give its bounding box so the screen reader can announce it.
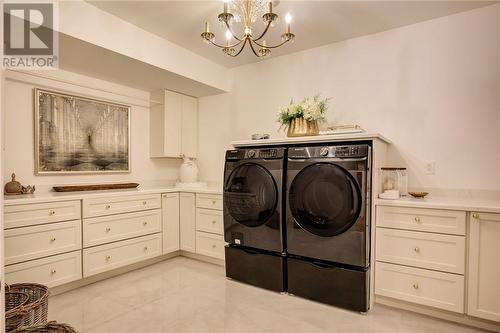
[11,321,77,333]
[6,284,49,329]
[5,292,30,332]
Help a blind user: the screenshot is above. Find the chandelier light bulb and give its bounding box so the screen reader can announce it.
[225,30,232,40]
[285,13,292,24]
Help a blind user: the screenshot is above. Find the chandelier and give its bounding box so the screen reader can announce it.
[201,0,295,58]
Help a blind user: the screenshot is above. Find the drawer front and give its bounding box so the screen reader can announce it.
[83,210,161,247]
[376,228,465,274]
[5,200,81,229]
[5,220,82,265]
[196,194,222,210]
[5,251,82,288]
[195,231,224,259]
[375,262,465,313]
[196,208,223,235]
[376,206,466,235]
[83,194,161,218]
[83,234,162,277]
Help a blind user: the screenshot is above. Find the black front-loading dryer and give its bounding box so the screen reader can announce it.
[223,147,286,292]
[286,144,372,312]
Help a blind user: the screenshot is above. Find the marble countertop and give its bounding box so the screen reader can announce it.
[231,132,391,147]
[4,185,222,206]
[375,196,500,213]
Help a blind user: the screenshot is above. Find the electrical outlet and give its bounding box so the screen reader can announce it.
[425,161,436,175]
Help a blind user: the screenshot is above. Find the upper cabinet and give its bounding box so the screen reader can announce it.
[150,90,198,158]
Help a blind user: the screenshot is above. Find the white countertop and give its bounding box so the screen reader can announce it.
[376,196,500,213]
[231,132,391,147]
[4,185,222,206]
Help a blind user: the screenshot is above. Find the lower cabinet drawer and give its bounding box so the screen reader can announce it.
[375,262,465,313]
[5,251,82,288]
[196,194,223,210]
[83,234,162,277]
[83,210,161,247]
[5,220,82,265]
[195,231,225,259]
[376,228,465,274]
[196,208,223,235]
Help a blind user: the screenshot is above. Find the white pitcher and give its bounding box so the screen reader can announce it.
[179,156,199,183]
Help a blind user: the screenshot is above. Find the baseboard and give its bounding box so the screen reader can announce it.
[375,296,500,332]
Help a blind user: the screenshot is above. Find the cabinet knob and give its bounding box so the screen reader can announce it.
[212,200,216,205]
[143,221,148,226]
[50,237,56,242]
[413,283,419,290]
[105,227,111,233]
[414,247,420,253]
[50,269,57,275]
[414,216,421,223]
[144,246,148,251]
[49,210,55,216]
[105,205,111,210]
[143,201,147,205]
[105,255,111,261]
[472,213,480,219]
[212,244,217,248]
[212,220,216,224]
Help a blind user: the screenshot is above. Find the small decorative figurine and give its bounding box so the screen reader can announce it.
[4,173,35,195]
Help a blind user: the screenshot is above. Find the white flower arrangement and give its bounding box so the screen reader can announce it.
[277,95,330,129]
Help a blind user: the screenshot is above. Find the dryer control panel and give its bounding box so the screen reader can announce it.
[288,144,369,159]
[226,148,285,160]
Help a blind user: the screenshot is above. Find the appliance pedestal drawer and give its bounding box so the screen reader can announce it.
[375,262,464,313]
[287,257,369,312]
[5,251,82,288]
[83,234,162,277]
[225,245,285,292]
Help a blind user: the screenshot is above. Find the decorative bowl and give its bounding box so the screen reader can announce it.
[408,191,429,198]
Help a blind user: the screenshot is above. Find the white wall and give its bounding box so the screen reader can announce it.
[199,4,500,191]
[3,70,181,189]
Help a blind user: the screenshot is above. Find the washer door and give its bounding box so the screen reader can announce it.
[224,163,278,227]
[289,162,362,237]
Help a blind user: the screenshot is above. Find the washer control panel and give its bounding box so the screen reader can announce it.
[226,148,284,160]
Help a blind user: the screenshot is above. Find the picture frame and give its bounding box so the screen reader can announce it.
[34,88,131,175]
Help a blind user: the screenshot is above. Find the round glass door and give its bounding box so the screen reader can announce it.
[224,163,277,227]
[289,163,361,237]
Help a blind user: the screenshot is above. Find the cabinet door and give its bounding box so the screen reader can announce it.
[181,95,198,158]
[163,90,182,157]
[162,193,180,254]
[180,193,196,252]
[468,212,500,322]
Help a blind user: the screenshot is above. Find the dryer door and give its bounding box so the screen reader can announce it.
[289,162,362,237]
[224,162,278,227]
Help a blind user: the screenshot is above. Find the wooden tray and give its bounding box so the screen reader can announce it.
[53,183,139,192]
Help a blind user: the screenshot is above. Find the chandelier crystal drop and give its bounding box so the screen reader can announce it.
[200,0,295,58]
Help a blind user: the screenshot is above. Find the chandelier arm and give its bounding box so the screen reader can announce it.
[230,37,249,57]
[224,21,243,42]
[253,20,272,42]
[248,39,264,58]
[208,38,244,49]
[252,38,289,49]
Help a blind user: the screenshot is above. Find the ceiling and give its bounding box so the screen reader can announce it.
[88,1,497,68]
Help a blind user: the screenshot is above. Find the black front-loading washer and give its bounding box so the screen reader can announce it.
[286,144,372,312]
[223,147,286,292]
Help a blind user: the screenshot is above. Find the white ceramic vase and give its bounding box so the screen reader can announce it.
[179,156,199,183]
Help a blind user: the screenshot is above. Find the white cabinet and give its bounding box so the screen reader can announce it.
[180,193,196,252]
[150,89,198,158]
[467,212,500,322]
[162,193,180,254]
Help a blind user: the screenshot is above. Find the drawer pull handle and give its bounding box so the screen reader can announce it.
[143,201,147,205]
[49,210,56,216]
[105,227,111,233]
[105,255,111,261]
[143,222,148,226]
[414,216,421,223]
[413,283,419,290]
[144,246,148,251]
[50,237,56,242]
[472,213,480,219]
[414,247,420,253]
[50,269,57,275]
[105,205,111,210]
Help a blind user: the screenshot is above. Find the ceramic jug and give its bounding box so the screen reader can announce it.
[179,156,199,183]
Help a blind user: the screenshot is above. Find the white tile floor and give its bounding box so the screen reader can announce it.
[49,257,486,333]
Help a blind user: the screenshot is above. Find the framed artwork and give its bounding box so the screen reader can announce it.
[35,88,131,174]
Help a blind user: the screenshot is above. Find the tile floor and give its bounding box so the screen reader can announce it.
[49,257,486,333]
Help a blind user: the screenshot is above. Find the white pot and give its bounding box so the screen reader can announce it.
[179,156,199,183]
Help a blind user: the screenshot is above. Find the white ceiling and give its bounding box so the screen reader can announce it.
[88,1,497,68]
